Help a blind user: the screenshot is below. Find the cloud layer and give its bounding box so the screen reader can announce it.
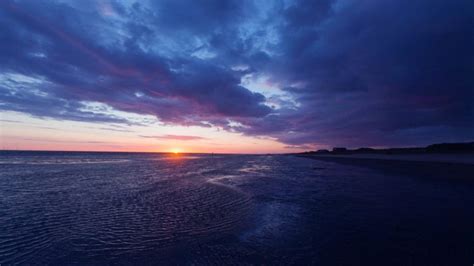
[1,0,472,148]
[140,135,207,141]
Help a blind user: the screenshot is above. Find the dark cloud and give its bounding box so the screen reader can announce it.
[0,0,269,126]
[0,0,472,148]
[249,0,474,147]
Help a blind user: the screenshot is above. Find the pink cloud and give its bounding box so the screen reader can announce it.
[140,135,207,141]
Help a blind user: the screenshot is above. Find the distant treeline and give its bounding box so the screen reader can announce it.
[302,142,474,155]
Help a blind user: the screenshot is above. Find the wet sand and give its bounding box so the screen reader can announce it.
[299,153,474,179]
[300,153,474,164]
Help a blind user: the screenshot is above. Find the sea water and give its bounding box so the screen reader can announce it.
[1,151,473,265]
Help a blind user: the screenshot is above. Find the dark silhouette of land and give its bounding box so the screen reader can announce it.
[297,142,474,180]
[297,142,474,165]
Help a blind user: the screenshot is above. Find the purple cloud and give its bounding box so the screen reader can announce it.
[0,0,472,148]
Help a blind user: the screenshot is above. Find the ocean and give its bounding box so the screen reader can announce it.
[1,151,473,265]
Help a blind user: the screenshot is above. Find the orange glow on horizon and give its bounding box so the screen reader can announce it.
[170,148,182,154]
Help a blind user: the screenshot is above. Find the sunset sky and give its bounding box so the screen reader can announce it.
[0,0,472,153]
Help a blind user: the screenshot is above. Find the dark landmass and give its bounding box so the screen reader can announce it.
[300,141,474,155]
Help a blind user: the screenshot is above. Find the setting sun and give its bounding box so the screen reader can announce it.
[170,148,181,154]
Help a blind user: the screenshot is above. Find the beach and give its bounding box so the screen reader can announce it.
[299,153,474,165]
[298,153,474,180]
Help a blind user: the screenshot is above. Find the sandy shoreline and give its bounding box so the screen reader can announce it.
[298,153,474,179]
[298,153,474,165]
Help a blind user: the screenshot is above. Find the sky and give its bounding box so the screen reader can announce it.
[0,0,473,153]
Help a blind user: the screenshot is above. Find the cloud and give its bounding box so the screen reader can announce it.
[140,135,208,141]
[0,0,270,127]
[284,144,315,150]
[99,127,134,133]
[0,0,472,148]
[21,138,108,144]
[0,119,21,123]
[240,0,474,147]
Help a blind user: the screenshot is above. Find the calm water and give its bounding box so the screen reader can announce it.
[1,151,473,265]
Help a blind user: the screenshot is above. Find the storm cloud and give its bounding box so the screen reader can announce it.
[1,0,472,148]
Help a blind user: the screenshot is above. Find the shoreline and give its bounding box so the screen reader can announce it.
[298,154,474,179]
[297,153,474,165]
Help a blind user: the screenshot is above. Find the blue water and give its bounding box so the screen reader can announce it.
[1,151,473,265]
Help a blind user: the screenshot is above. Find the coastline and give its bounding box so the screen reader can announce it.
[298,153,474,179]
[298,153,474,165]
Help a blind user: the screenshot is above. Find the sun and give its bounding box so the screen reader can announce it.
[170,148,181,154]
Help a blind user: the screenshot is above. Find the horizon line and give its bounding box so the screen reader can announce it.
[0,149,287,155]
